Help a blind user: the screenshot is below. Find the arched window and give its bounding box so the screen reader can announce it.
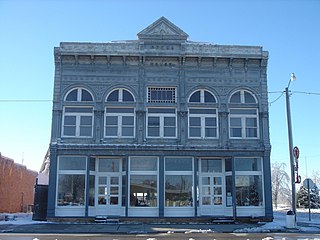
[189,89,216,103]
[105,88,135,138]
[106,88,135,102]
[62,87,94,138]
[229,89,259,139]
[188,89,218,139]
[65,87,94,102]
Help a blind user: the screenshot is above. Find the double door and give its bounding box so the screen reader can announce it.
[200,175,224,215]
[97,175,120,207]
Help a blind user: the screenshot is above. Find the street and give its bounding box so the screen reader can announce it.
[1,233,320,240]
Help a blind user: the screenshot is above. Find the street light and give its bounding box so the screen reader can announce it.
[285,72,296,225]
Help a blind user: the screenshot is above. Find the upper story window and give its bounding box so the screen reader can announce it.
[105,88,135,138]
[188,89,218,139]
[107,88,135,102]
[147,108,176,138]
[62,87,94,138]
[229,90,259,139]
[147,87,176,103]
[189,89,216,103]
[65,87,94,102]
[229,89,257,104]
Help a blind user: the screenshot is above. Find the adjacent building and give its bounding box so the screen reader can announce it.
[0,154,37,213]
[47,17,272,220]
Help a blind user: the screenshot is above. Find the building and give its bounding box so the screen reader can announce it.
[0,154,37,213]
[47,17,272,221]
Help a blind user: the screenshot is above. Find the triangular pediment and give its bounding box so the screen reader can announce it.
[138,17,188,41]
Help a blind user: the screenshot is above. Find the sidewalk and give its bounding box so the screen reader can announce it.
[1,221,320,234]
[0,221,269,234]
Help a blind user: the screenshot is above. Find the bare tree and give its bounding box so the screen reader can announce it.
[312,170,320,186]
[272,162,291,208]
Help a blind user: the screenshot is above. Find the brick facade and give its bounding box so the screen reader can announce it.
[0,154,37,213]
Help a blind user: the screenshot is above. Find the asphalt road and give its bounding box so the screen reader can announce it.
[1,233,320,240]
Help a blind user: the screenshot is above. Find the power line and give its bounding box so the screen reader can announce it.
[0,100,52,103]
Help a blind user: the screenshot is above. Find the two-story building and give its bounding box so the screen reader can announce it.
[47,17,272,221]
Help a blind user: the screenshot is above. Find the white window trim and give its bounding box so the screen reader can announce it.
[104,108,135,138]
[229,108,259,139]
[189,89,216,103]
[62,107,94,138]
[56,156,87,208]
[106,88,135,102]
[164,157,194,208]
[147,109,177,138]
[64,87,94,102]
[188,108,218,139]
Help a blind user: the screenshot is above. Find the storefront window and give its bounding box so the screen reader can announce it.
[165,175,193,207]
[130,175,157,207]
[236,175,263,206]
[165,157,193,207]
[57,174,85,206]
[57,156,87,207]
[129,156,158,207]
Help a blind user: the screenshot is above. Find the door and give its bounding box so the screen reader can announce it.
[200,175,224,215]
[97,175,120,207]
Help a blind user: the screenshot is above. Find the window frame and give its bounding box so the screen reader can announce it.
[164,157,194,208]
[146,108,177,138]
[62,106,94,138]
[229,108,259,139]
[104,107,136,138]
[147,87,176,103]
[56,156,87,207]
[188,108,218,139]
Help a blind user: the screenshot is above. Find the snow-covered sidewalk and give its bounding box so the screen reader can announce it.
[1,207,320,233]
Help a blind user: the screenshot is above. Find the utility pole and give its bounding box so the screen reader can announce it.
[285,73,296,225]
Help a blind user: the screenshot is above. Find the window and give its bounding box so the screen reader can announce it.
[189,89,216,103]
[189,108,218,138]
[235,157,263,207]
[105,108,135,137]
[57,156,87,207]
[63,87,94,138]
[129,157,158,207]
[229,90,259,139]
[147,108,176,138]
[188,90,218,139]
[229,109,258,138]
[165,157,193,207]
[106,88,135,102]
[62,107,93,137]
[65,87,93,102]
[147,87,176,103]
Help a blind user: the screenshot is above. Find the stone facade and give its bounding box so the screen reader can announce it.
[48,17,272,220]
[0,154,37,213]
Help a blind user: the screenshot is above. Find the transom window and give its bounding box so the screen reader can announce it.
[189,89,216,103]
[65,87,93,102]
[105,107,135,138]
[229,89,259,139]
[229,90,257,104]
[147,108,176,138]
[106,88,135,102]
[62,107,93,137]
[147,87,176,103]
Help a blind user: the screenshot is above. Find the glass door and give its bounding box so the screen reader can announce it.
[98,176,120,207]
[201,176,223,209]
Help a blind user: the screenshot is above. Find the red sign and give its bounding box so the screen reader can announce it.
[293,146,300,160]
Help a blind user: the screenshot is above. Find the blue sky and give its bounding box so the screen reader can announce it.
[0,0,319,180]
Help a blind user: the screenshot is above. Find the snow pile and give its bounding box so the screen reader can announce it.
[0,213,47,225]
